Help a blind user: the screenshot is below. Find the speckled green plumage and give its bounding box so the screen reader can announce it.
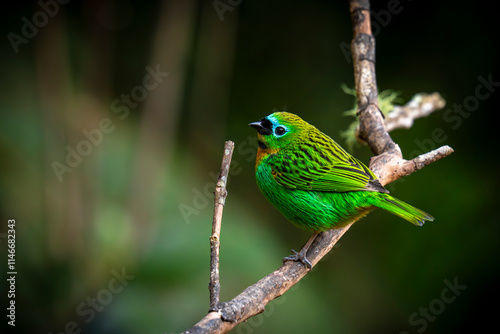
[250,112,433,232]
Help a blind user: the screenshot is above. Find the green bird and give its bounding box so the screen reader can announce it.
[249,111,433,268]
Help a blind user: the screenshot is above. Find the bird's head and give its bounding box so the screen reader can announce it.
[249,112,309,150]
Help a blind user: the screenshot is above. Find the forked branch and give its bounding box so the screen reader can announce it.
[180,1,453,333]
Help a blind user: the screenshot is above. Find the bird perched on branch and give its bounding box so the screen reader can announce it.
[250,112,433,268]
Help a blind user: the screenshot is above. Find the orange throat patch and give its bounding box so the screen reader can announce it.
[255,146,279,169]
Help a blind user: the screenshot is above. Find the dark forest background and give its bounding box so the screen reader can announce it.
[1,0,498,333]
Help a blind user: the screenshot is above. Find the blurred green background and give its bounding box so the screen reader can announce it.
[1,0,498,333]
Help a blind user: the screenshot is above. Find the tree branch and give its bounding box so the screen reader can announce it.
[350,0,397,157]
[180,1,453,333]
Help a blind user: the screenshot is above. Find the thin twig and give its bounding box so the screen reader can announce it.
[370,145,454,186]
[209,141,235,311]
[385,93,446,132]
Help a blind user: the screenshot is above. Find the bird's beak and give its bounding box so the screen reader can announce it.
[249,121,272,135]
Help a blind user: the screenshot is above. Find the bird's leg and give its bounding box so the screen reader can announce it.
[282,232,320,269]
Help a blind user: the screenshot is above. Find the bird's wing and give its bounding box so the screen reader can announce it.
[268,138,387,193]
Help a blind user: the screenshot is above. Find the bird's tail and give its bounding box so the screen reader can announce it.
[374,194,434,226]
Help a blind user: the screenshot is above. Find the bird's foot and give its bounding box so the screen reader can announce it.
[283,249,312,270]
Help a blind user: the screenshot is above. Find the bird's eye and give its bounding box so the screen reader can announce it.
[275,126,286,136]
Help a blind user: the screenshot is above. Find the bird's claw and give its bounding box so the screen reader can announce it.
[282,249,312,270]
